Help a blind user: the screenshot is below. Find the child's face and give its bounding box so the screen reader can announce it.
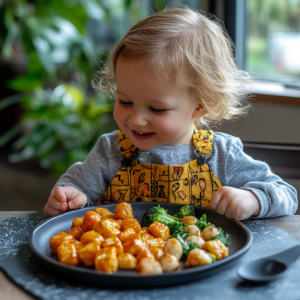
[113,58,207,150]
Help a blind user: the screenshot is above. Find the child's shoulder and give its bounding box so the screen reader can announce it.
[213,131,244,152]
[96,130,119,150]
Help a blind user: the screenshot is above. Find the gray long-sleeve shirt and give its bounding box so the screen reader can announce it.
[53,130,298,218]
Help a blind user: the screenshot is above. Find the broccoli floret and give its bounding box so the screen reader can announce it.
[174,205,195,219]
[141,205,182,228]
[169,222,186,236]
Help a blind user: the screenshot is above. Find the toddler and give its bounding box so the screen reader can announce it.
[44,7,297,220]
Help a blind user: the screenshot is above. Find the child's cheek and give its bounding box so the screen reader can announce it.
[113,105,124,128]
[154,119,180,139]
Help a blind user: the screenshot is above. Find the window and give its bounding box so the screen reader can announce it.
[246,0,300,86]
[200,0,300,99]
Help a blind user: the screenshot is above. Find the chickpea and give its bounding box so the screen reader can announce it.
[185,249,212,267]
[181,216,197,225]
[164,238,183,260]
[200,226,220,241]
[136,257,163,274]
[184,225,200,236]
[184,235,205,248]
[159,253,180,272]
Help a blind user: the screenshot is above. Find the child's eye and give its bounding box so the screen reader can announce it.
[150,107,166,114]
[119,100,132,106]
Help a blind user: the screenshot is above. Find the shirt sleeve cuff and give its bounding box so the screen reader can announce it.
[240,186,269,219]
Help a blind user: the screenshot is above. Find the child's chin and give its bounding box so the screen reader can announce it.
[133,141,156,151]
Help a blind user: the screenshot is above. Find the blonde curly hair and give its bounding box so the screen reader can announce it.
[93,6,252,128]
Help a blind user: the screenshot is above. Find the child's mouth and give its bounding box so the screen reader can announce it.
[131,130,156,140]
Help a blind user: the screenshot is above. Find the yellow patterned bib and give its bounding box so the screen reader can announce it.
[98,125,222,208]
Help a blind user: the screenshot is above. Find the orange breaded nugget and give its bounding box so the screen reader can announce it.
[202,240,229,260]
[78,242,101,266]
[123,239,148,256]
[72,240,84,253]
[50,232,74,253]
[140,233,154,243]
[138,227,148,236]
[114,202,134,220]
[136,248,154,261]
[80,230,104,245]
[93,218,121,238]
[148,221,170,240]
[102,237,124,256]
[149,246,164,260]
[94,207,115,219]
[57,241,80,266]
[146,238,165,249]
[81,211,101,232]
[121,217,141,231]
[118,228,141,243]
[71,217,84,228]
[95,247,118,273]
[67,227,84,240]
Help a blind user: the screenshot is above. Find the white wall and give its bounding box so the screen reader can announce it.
[216,101,300,143]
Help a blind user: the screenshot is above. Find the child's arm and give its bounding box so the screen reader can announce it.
[211,187,260,220]
[43,186,87,217]
[210,133,298,219]
[43,132,118,217]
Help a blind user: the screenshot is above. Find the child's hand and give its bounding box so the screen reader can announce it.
[210,187,260,220]
[43,186,87,217]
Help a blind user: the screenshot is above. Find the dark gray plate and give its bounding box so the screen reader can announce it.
[29,202,252,288]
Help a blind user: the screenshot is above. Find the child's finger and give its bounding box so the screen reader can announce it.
[68,193,87,210]
[223,203,239,219]
[43,203,64,217]
[48,195,68,212]
[210,188,224,210]
[215,196,230,216]
[53,186,67,203]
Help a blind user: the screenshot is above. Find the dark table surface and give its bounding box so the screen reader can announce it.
[1,211,300,300]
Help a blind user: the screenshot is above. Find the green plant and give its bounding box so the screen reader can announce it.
[0,84,114,174]
[0,0,151,174]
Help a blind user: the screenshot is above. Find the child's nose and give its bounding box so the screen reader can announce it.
[128,109,148,126]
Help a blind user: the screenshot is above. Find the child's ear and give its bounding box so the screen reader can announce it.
[192,103,208,118]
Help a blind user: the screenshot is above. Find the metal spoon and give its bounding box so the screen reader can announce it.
[237,244,300,282]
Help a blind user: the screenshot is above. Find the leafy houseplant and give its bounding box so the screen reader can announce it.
[0,0,151,174]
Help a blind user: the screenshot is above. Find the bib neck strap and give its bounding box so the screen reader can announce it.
[118,131,138,159]
[192,124,214,157]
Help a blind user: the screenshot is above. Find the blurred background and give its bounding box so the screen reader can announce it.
[0,0,299,212]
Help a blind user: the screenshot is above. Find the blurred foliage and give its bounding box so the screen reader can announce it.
[247,0,300,77]
[248,0,300,37]
[0,0,152,174]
